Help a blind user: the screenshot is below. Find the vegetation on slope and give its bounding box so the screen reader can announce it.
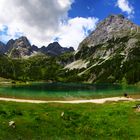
[0,34,140,85]
[74,35,140,84]
[0,54,62,82]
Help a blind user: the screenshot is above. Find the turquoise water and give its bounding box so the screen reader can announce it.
[0,82,140,99]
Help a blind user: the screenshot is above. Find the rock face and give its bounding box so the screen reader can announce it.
[78,14,139,49]
[67,14,140,84]
[6,39,15,52]
[76,15,140,63]
[31,45,39,52]
[40,42,74,56]
[7,36,35,58]
[0,41,6,54]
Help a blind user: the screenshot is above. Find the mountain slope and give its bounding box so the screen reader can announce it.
[65,14,140,84]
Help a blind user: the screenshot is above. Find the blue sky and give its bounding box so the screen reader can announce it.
[69,0,140,25]
[0,0,139,49]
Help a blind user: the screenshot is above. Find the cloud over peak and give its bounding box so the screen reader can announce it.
[55,17,98,48]
[0,0,98,50]
[116,0,134,18]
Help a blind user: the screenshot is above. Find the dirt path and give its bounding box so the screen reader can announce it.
[0,97,140,104]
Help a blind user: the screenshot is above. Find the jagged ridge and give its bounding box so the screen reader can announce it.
[0,36,74,58]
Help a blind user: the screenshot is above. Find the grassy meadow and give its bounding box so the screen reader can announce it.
[0,101,140,140]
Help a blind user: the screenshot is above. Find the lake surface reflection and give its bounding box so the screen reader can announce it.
[0,82,139,99]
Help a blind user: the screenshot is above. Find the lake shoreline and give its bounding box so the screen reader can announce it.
[0,81,139,101]
[0,96,140,104]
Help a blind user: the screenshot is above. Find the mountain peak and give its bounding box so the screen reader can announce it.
[47,42,62,49]
[7,36,33,58]
[78,14,139,49]
[107,14,125,20]
[40,42,74,56]
[96,14,129,29]
[14,36,31,48]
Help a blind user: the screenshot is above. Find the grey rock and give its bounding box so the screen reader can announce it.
[31,45,39,52]
[8,36,34,58]
[0,41,6,54]
[78,14,139,49]
[6,39,15,52]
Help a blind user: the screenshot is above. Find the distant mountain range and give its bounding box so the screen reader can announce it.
[0,36,74,58]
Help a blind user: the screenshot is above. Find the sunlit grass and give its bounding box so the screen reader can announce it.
[0,101,140,139]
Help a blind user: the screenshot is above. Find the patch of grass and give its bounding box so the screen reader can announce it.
[0,101,140,139]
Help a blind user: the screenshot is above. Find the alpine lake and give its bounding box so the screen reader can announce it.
[0,82,140,100]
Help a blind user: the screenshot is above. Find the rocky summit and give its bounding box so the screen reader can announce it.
[78,14,139,49]
[7,36,34,58]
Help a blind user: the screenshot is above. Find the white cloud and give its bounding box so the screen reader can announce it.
[54,17,98,49]
[0,0,98,50]
[116,0,134,18]
[0,0,71,45]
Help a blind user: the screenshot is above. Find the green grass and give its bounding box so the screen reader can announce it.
[0,101,140,140]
